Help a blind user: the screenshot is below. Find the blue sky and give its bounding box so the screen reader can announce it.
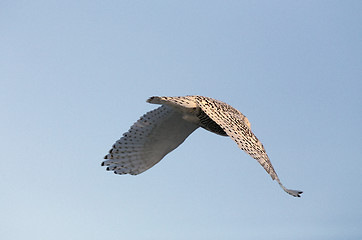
[1,1,362,239]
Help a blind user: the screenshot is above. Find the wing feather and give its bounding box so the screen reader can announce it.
[195,96,278,179]
[102,105,199,175]
[102,95,302,197]
[195,96,303,197]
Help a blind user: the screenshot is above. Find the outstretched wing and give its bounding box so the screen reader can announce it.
[195,96,302,197]
[102,105,199,175]
[195,96,277,179]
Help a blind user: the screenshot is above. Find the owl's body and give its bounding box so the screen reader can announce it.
[102,95,302,197]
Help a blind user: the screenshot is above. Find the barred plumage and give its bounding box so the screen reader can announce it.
[102,95,302,197]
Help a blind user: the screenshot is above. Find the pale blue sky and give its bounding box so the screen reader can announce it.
[1,1,362,239]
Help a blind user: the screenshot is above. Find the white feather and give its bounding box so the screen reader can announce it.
[102,95,302,197]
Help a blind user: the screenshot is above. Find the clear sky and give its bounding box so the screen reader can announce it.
[1,1,361,239]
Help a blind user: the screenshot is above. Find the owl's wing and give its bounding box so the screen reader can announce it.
[195,96,302,197]
[102,105,199,175]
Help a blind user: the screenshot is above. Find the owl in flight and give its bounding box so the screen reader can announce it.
[102,95,302,197]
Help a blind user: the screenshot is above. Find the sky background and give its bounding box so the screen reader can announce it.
[1,1,362,239]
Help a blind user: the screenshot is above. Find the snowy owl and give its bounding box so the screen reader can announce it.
[102,95,303,197]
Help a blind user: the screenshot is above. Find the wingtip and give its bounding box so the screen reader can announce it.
[276,179,303,197]
[286,189,303,197]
